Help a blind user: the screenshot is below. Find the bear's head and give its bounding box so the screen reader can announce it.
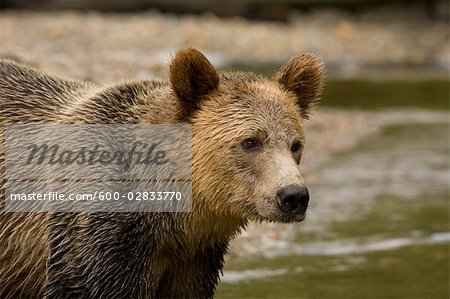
[170,48,324,223]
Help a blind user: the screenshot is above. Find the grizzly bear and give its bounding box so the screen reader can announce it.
[0,48,324,298]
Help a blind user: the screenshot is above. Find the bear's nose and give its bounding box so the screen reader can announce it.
[276,184,309,213]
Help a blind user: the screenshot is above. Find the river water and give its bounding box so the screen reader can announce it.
[217,119,449,298]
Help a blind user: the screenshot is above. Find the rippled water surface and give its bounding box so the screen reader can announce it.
[217,122,449,298]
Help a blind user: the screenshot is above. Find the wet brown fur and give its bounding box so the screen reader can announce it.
[0,48,324,298]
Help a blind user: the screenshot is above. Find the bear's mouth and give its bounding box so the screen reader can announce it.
[252,198,308,223]
[257,211,307,223]
[271,205,307,223]
[278,210,307,223]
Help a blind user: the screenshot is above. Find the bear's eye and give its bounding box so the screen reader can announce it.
[291,140,302,152]
[242,138,261,151]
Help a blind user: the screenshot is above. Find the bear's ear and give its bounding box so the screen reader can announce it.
[275,53,324,119]
[169,48,219,119]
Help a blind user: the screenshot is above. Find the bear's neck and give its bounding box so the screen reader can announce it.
[177,206,247,254]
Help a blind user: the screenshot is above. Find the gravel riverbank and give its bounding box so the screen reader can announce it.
[1,10,448,82]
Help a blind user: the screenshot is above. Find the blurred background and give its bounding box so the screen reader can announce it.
[1,1,448,298]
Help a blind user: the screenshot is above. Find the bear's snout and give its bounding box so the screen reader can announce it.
[276,184,309,214]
